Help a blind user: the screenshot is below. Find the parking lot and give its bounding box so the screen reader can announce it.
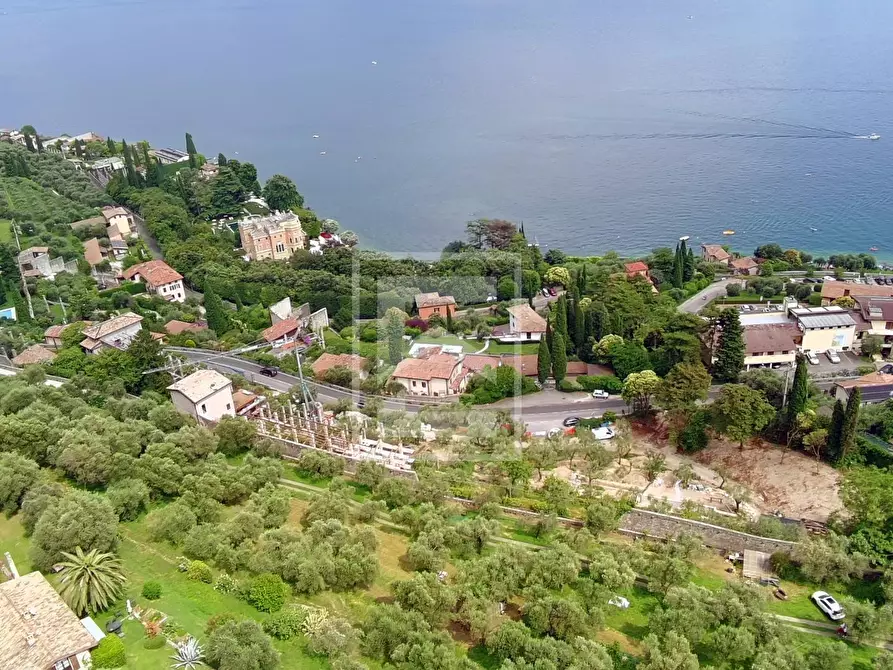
[806,349,865,376]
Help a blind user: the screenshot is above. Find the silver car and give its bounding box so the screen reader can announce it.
[811,591,845,621]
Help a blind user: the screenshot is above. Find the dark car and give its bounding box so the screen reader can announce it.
[886,279,893,286]
[549,287,558,296]
[562,416,581,427]
[259,366,280,378]
[875,277,886,285]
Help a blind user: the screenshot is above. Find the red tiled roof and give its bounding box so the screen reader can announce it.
[462,354,501,372]
[625,261,649,273]
[730,257,758,270]
[261,317,299,343]
[11,345,56,366]
[823,282,893,301]
[702,244,731,261]
[391,354,458,381]
[164,319,207,335]
[507,304,547,333]
[743,324,800,355]
[837,372,893,389]
[123,260,183,287]
[311,353,366,376]
[500,354,539,376]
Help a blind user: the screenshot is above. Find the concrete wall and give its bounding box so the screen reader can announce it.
[618,508,797,554]
[801,326,856,352]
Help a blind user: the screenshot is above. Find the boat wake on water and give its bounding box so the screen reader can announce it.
[672,109,862,139]
[545,132,857,141]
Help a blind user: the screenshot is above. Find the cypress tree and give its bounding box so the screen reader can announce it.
[827,399,845,461]
[673,242,684,288]
[554,295,568,350]
[203,283,230,336]
[545,321,553,357]
[786,355,810,424]
[122,139,138,187]
[537,335,551,384]
[106,137,117,155]
[23,134,35,152]
[131,144,141,168]
[574,301,585,354]
[143,146,160,188]
[684,247,696,282]
[17,155,30,178]
[578,265,587,295]
[34,135,44,153]
[74,139,84,158]
[839,388,861,462]
[446,307,454,333]
[592,302,608,341]
[566,297,577,353]
[185,132,197,156]
[552,333,567,384]
[217,153,227,166]
[713,309,745,382]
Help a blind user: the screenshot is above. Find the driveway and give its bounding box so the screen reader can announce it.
[678,279,744,314]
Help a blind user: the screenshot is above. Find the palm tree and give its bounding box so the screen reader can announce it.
[169,636,205,669]
[57,547,126,616]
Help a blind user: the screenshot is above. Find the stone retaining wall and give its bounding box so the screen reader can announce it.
[619,508,797,554]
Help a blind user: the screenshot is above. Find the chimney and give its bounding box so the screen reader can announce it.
[5,552,19,579]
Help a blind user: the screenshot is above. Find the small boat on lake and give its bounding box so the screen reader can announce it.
[723,230,735,236]
[869,133,881,141]
[870,246,879,252]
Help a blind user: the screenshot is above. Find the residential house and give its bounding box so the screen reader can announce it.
[167,369,235,423]
[414,292,457,320]
[232,389,266,417]
[262,318,301,348]
[101,206,134,239]
[0,569,103,670]
[390,355,464,397]
[729,257,759,276]
[45,322,82,349]
[505,303,547,342]
[742,324,800,370]
[239,212,306,261]
[790,306,857,353]
[821,281,893,306]
[164,319,207,336]
[834,372,893,405]
[268,297,329,333]
[200,162,219,180]
[11,344,56,367]
[624,261,658,293]
[69,216,106,232]
[499,354,539,377]
[18,247,73,280]
[853,297,893,353]
[151,147,190,164]
[80,312,144,353]
[701,244,731,265]
[122,260,185,303]
[311,353,368,379]
[460,354,502,375]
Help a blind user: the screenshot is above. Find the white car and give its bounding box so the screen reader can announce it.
[811,591,845,621]
[486,295,498,303]
[826,349,841,364]
[592,427,615,440]
[806,351,820,365]
[541,288,550,297]
[591,390,610,399]
[608,596,630,609]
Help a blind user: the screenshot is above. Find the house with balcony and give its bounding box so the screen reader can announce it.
[701,244,731,265]
[853,297,893,354]
[80,312,144,353]
[390,355,464,397]
[122,260,185,303]
[101,206,134,239]
[168,369,236,424]
[742,324,800,370]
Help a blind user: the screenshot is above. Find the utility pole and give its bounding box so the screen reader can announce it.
[781,362,794,409]
[294,342,312,408]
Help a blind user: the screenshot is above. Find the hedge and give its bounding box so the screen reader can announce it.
[92,635,126,668]
[246,573,290,613]
[141,580,162,600]
[576,375,623,394]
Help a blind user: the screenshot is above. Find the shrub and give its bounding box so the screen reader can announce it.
[143,636,166,650]
[602,411,617,424]
[186,560,213,583]
[141,581,162,600]
[263,608,306,640]
[558,379,583,392]
[247,573,290,613]
[214,573,238,594]
[205,612,238,636]
[92,635,126,668]
[359,325,378,342]
[405,317,429,332]
[576,375,623,394]
[725,283,742,297]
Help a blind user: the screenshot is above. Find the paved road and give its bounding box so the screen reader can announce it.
[678,279,744,314]
[131,210,163,259]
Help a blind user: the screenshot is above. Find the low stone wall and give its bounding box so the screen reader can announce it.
[619,508,797,554]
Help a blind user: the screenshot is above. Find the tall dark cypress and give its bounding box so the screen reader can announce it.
[217,153,227,166]
[552,333,567,383]
[34,135,44,153]
[574,301,585,354]
[185,132,197,156]
[554,295,569,352]
[827,400,845,461]
[545,321,553,356]
[578,264,587,295]
[204,283,230,336]
[713,309,745,382]
[143,146,160,187]
[839,388,861,462]
[786,355,810,424]
[684,247,696,282]
[122,139,138,187]
[537,334,551,384]
[23,134,35,152]
[673,242,684,288]
[106,137,117,155]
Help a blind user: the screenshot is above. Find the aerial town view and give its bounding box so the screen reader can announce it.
[3,1,893,670]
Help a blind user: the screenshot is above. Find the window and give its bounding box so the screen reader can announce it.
[412,380,417,387]
[201,403,207,413]
[54,660,72,670]
[767,351,775,355]
[421,381,427,388]
[276,242,285,253]
[226,403,232,410]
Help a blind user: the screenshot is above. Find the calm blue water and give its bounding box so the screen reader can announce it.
[2,0,893,257]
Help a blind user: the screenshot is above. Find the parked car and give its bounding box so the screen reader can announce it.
[811,591,845,621]
[486,295,498,302]
[548,287,558,296]
[259,366,280,377]
[806,351,820,365]
[542,288,550,297]
[592,426,616,440]
[591,390,610,399]
[826,349,841,364]
[562,416,581,427]
[876,277,887,285]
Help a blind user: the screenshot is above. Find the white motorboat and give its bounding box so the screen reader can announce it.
[869,133,881,140]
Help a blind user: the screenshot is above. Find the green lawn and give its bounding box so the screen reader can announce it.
[0,219,11,243]
[485,341,540,355]
[414,334,481,353]
[0,514,33,575]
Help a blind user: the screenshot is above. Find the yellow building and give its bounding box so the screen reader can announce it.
[790,306,857,353]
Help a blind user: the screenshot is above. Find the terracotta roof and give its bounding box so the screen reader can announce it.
[261,317,299,343]
[391,354,458,381]
[499,354,539,376]
[11,344,56,366]
[625,261,649,273]
[233,389,264,414]
[743,324,800,355]
[462,354,501,372]
[0,572,98,670]
[164,319,207,335]
[70,215,106,230]
[167,369,232,404]
[102,206,129,221]
[837,373,893,390]
[44,323,79,339]
[730,257,758,270]
[566,361,606,376]
[83,237,103,266]
[414,292,456,309]
[123,260,183,287]
[822,282,893,301]
[80,337,102,351]
[508,303,547,333]
[21,246,49,255]
[82,312,143,339]
[311,353,366,376]
[702,244,731,261]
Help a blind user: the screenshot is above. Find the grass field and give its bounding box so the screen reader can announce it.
[0,219,11,243]
[485,341,540,355]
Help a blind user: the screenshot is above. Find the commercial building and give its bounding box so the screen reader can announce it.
[122,260,185,303]
[167,369,236,423]
[790,306,857,353]
[239,212,306,261]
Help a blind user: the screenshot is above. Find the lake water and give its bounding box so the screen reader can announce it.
[2,0,893,257]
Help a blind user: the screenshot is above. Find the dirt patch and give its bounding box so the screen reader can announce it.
[595,628,641,655]
[695,439,843,522]
[447,621,477,646]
